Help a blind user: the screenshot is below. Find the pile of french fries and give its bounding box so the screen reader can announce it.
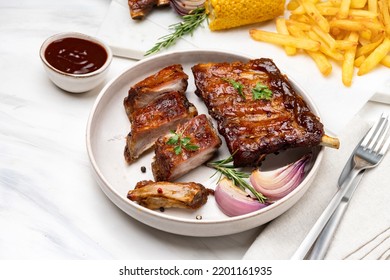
[249,0,390,86]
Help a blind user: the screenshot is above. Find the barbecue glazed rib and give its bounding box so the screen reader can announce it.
[152,114,222,181]
[192,58,325,167]
[124,64,189,119]
[124,91,197,163]
[127,180,210,210]
[128,0,169,20]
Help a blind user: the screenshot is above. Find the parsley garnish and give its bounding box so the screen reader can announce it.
[252,82,273,100]
[222,78,246,100]
[166,130,199,155]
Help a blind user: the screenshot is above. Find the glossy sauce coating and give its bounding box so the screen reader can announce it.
[45,37,107,74]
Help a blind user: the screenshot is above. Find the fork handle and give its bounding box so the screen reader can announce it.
[291,168,360,260]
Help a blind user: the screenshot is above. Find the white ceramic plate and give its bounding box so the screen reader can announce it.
[86,50,324,237]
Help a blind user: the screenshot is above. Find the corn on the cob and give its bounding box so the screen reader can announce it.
[206,0,286,31]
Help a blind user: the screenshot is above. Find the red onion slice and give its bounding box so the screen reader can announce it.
[170,0,206,16]
[214,178,267,217]
[250,154,311,201]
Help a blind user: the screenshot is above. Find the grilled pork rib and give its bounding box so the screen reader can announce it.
[128,0,170,20]
[127,180,210,210]
[152,114,222,181]
[124,64,189,119]
[192,58,324,167]
[124,91,197,163]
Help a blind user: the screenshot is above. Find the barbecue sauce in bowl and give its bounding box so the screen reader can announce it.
[44,37,108,75]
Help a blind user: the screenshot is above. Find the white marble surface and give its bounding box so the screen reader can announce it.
[0,0,389,260]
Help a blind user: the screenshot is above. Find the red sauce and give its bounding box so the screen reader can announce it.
[44,37,107,74]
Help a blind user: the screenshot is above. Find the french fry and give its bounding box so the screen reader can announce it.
[356,33,385,56]
[349,9,378,18]
[289,14,313,24]
[354,55,366,66]
[330,19,367,31]
[368,0,378,13]
[276,18,297,55]
[312,25,337,49]
[381,55,390,67]
[308,30,344,60]
[307,51,333,76]
[298,0,330,32]
[249,29,321,51]
[286,19,312,31]
[358,37,390,75]
[317,6,339,16]
[342,32,359,86]
[351,0,368,9]
[338,0,352,18]
[249,0,389,86]
[378,0,390,35]
[287,0,300,11]
[335,39,359,49]
[359,29,372,40]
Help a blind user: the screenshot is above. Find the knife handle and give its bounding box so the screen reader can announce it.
[308,171,364,260]
[307,200,349,259]
[291,168,360,260]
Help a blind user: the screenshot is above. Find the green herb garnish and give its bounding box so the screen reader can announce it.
[252,82,273,100]
[166,130,199,155]
[222,78,246,100]
[145,7,207,56]
[208,154,267,203]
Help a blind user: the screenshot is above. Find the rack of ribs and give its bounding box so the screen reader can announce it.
[192,58,334,167]
[127,180,211,210]
[128,0,170,20]
[152,114,222,181]
[123,64,197,163]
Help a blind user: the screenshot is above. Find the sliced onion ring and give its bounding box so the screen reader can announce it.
[250,154,311,201]
[170,0,206,16]
[214,178,267,217]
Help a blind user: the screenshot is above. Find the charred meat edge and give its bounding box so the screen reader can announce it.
[127,180,211,210]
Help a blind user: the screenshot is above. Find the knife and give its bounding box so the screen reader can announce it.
[307,171,364,259]
[307,132,368,259]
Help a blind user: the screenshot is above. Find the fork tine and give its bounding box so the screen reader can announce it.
[373,118,390,153]
[371,116,389,152]
[361,115,386,148]
[379,127,390,156]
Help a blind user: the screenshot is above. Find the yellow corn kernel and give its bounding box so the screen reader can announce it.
[206,0,286,31]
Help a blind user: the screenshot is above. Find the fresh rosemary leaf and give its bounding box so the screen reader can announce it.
[208,155,267,203]
[145,7,207,56]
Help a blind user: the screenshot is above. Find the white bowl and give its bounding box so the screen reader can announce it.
[39,32,113,93]
[86,50,324,237]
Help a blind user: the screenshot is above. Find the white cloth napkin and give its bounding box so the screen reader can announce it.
[243,115,390,260]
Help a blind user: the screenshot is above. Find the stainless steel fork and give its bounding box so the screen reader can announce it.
[291,114,390,260]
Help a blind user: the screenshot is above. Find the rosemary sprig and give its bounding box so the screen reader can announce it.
[145,7,207,56]
[166,130,199,155]
[208,155,267,203]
